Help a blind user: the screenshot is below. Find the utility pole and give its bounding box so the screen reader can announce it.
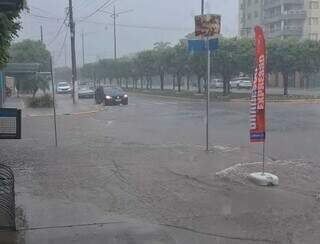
[40,25,43,43]
[113,6,117,60]
[100,7,133,60]
[82,31,85,66]
[68,0,77,104]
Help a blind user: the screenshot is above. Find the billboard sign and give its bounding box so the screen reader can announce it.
[195,14,221,37]
[250,26,266,143]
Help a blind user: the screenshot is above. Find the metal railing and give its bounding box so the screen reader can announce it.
[0,164,16,230]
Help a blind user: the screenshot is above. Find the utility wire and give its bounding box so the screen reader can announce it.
[47,13,69,47]
[55,29,68,63]
[79,0,116,22]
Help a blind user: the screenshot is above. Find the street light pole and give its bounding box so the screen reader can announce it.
[201,0,204,15]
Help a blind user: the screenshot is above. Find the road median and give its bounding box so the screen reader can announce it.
[125,88,320,103]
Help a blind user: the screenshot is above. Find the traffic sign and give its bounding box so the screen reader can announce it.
[188,38,219,53]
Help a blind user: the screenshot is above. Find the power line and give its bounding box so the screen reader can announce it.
[29,4,53,15]
[79,0,116,22]
[47,12,69,47]
[55,29,68,63]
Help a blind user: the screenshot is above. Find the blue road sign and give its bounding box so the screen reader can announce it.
[188,38,219,53]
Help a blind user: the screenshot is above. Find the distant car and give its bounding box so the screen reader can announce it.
[212,79,223,88]
[230,78,241,89]
[95,86,128,106]
[78,85,94,99]
[56,82,71,94]
[238,79,252,89]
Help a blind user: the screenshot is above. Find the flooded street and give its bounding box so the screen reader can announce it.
[1,94,320,243]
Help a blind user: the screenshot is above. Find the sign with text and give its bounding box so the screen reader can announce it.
[250,26,266,143]
[195,14,221,37]
[0,108,21,139]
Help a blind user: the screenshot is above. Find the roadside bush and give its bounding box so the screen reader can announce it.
[27,94,53,108]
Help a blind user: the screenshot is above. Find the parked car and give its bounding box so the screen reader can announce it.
[56,82,71,94]
[230,78,241,89]
[95,86,128,106]
[78,85,94,99]
[212,79,223,88]
[238,79,252,89]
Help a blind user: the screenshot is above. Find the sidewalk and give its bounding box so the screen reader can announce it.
[4,95,102,117]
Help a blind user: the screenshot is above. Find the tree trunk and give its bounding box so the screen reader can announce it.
[140,77,143,89]
[160,72,164,91]
[187,75,190,90]
[146,78,149,89]
[283,72,289,96]
[177,75,182,92]
[173,75,176,90]
[223,78,228,96]
[126,79,128,89]
[197,76,201,93]
[150,77,153,89]
[32,88,38,98]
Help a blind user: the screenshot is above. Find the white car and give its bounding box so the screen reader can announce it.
[238,79,252,89]
[212,79,223,88]
[230,78,241,88]
[56,82,71,94]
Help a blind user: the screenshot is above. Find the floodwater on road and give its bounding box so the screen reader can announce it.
[1,94,320,244]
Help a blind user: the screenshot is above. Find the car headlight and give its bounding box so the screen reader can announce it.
[106,96,112,99]
[124,94,128,98]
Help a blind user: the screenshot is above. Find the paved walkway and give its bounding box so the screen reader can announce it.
[4,95,101,117]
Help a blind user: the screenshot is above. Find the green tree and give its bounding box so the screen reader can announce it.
[9,39,51,71]
[172,42,189,92]
[137,50,156,89]
[9,39,51,96]
[267,38,300,95]
[212,37,253,95]
[0,2,24,68]
[190,53,206,93]
[153,42,172,90]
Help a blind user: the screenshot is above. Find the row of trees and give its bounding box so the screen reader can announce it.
[81,38,320,95]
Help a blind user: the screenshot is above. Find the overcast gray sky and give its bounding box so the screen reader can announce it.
[18,0,238,67]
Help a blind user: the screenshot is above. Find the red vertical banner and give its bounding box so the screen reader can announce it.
[250,26,266,143]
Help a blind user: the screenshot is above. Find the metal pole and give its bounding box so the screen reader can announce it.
[113,5,117,60]
[40,25,43,43]
[262,142,265,175]
[201,0,204,15]
[82,31,85,66]
[50,56,58,147]
[69,0,77,104]
[206,37,210,151]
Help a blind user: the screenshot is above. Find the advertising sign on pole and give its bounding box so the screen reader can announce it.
[195,14,221,37]
[250,26,266,144]
[248,26,279,186]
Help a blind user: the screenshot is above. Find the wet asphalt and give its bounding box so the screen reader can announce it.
[1,94,320,244]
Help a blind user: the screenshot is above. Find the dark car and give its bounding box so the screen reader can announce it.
[95,86,128,106]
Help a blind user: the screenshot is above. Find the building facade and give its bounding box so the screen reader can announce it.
[239,0,320,40]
